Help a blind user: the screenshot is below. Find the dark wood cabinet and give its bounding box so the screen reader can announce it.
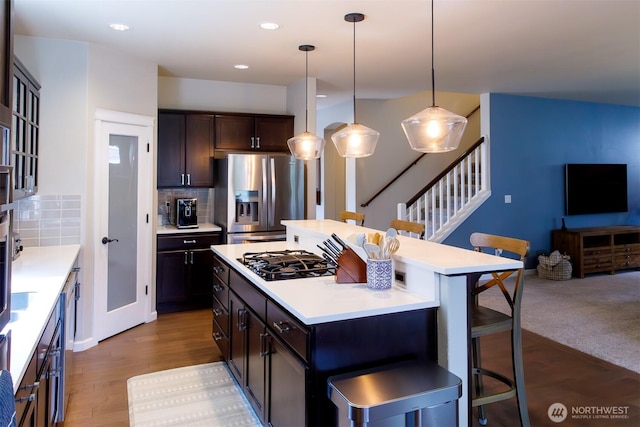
[552,225,640,278]
[12,57,40,198]
[215,114,293,152]
[156,232,220,313]
[157,112,214,188]
[215,259,437,427]
[0,0,13,131]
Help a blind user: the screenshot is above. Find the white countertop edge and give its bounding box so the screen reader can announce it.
[157,222,221,234]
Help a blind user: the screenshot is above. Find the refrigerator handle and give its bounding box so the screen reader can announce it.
[262,157,269,225]
[270,157,276,227]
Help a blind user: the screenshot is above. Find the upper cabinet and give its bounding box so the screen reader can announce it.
[12,57,40,199]
[215,114,294,153]
[0,0,13,132]
[157,111,215,188]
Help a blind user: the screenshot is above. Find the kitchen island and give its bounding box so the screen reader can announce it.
[212,219,523,426]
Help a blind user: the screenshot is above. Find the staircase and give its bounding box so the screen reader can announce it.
[397,136,491,242]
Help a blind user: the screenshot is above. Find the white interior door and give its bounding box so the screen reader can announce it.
[94,110,153,341]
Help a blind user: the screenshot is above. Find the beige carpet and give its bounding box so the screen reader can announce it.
[127,362,261,426]
[479,269,640,373]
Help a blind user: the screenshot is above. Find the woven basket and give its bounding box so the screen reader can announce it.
[537,251,572,280]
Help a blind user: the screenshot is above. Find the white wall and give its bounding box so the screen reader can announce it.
[158,76,288,113]
[14,36,158,348]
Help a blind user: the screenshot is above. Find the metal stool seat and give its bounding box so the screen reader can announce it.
[328,360,461,427]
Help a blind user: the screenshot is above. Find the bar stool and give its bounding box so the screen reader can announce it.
[340,210,366,226]
[469,232,530,427]
[328,360,462,427]
[390,219,425,239]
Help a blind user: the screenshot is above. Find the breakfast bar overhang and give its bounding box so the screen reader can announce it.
[281,220,523,425]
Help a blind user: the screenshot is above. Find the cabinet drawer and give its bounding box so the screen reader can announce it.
[614,243,640,255]
[583,256,612,268]
[212,295,229,335]
[583,247,610,257]
[212,276,229,309]
[212,319,229,359]
[614,253,640,269]
[230,270,266,319]
[267,300,309,363]
[212,255,230,284]
[158,233,220,251]
[15,351,38,426]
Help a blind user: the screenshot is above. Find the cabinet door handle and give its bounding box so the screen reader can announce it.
[250,137,255,148]
[181,173,185,186]
[187,173,191,186]
[213,284,223,292]
[213,308,223,316]
[213,266,224,274]
[255,136,261,149]
[212,332,222,341]
[183,239,196,244]
[184,252,189,265]
[238,309,247,331]
[190,252,194,264]
[273,321,291,334]
[260,333,270,357]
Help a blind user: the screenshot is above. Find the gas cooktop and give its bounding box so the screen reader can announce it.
[240,249,336,281]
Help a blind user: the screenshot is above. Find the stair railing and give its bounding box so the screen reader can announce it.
[397,136,490,242]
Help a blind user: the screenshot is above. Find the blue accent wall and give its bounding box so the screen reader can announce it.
[443,94,640,267]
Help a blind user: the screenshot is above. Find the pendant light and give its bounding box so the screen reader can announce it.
[401,0,467,153]
[287,45,325,160]
[331,13,379,158]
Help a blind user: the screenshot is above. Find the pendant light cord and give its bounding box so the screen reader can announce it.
[431,0,436,107]
[305,49,309,132]
[352,18,357,123]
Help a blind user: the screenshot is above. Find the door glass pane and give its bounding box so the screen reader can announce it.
[107,134,138,311]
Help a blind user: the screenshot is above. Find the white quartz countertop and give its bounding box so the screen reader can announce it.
[282,220,523,275]
[3,245,81,391]
[157,222,221,234]
[211,241,439,325]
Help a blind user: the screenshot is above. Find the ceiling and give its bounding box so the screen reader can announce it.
[13,0,640,109]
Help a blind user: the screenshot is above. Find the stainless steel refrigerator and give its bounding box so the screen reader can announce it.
[214,153,304,243]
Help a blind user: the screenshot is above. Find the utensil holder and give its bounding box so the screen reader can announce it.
[335,247,367,283]
[366,259,393,290]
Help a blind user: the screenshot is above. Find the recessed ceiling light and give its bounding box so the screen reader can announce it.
[260,22,280,30]
[109,23,130,31]
[234,64,249,70]
[316,94,327,98]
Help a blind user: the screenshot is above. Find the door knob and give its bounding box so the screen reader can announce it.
[101,237,119,244]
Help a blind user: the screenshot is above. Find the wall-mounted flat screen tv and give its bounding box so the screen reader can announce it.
[565,163,628,215]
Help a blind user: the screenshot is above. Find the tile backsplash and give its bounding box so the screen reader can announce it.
[14,195,81,247]
[158,188,214,225]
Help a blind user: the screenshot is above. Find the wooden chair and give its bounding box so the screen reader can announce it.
[390,219,425,239]
[339,210,365,226]
[469,232,530,427]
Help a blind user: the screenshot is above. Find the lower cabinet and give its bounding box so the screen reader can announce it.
[16,295,63,427]
[216,258,436,427]
[156,232,221,313]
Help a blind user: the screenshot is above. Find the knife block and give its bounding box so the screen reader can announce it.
[335,246,367,283]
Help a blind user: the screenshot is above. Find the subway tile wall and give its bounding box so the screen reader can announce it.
[14,195,82,247]
[157,188,214,225]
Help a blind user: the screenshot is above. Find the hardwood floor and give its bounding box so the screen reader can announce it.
[61,310,222,427]
[61,309,639,427]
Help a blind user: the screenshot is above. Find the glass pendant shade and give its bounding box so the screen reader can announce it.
[331,123,379,158]
[288,44,325,160]
[401,106,468,153]
[287,131,325,160]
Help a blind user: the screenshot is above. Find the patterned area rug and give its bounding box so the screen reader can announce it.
[127,362,261,426]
